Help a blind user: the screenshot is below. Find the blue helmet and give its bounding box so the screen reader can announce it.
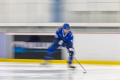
[63,23,70,29]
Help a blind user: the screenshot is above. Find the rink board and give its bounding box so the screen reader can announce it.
[13,35,62,60]
[1,33,120,65]
[8,33,120,61]
[0,58,120,65]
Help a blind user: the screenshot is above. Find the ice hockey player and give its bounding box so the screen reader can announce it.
[41,23,75,68]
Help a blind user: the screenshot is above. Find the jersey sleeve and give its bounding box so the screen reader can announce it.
[67,32,73,44]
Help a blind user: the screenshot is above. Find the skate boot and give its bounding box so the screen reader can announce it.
[41,60,49,66]
[68,61,75,69]
[68,64,75,69]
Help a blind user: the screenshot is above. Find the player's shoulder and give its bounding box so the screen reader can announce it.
[57,27,63,32]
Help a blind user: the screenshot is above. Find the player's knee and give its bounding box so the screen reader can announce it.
[69,48,74,56]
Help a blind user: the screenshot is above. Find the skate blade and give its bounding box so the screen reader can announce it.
[40,63,51,67]
[68,66,76,70]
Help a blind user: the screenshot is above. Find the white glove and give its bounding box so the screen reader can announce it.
[58,40,63,45]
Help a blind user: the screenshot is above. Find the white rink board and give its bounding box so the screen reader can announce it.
[8,33,120,61]
[73,34,120,61]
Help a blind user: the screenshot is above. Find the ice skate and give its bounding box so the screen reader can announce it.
[68,61,75,69]
[68,64,75,69]
[40,60,49,67]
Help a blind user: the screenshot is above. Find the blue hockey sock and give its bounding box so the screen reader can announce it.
[68,61,72,64]
[68,56,73,64]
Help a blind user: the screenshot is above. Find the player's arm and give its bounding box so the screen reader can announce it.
[55,28,64,45]
[55,28,61,39]
[68,32,73,45]
[68,38,74,51]
[67,33,74,56]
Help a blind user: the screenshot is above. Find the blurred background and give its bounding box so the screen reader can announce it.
[0,0,120,33]
[0,0,120,23]
[0,0,120,64]
[1,0,120,80]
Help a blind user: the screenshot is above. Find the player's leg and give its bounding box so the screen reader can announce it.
[66,44,75,68]
[41,39,61,65]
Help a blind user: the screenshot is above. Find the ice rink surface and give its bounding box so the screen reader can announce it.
[0,62,120,80]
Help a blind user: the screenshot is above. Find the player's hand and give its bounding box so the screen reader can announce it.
[58,40,64,45]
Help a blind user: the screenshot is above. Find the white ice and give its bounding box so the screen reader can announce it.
[0,62,120,80]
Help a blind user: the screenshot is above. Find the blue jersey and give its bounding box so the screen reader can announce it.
[55,27,73,45]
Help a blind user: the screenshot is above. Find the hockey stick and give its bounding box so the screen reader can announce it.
[73,56,87,73]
